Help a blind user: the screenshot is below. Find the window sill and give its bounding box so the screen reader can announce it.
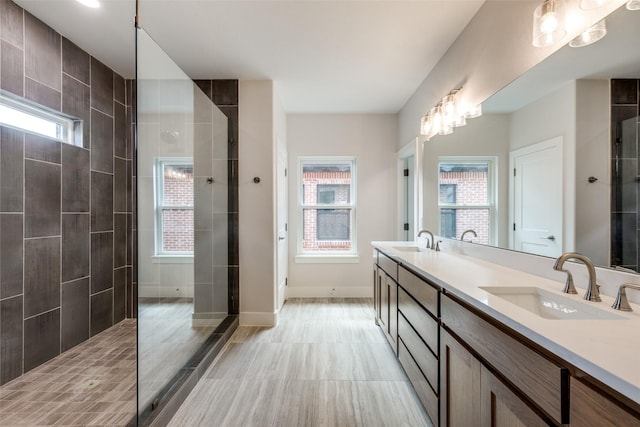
[151,255,194,264]
[295,254,360,264]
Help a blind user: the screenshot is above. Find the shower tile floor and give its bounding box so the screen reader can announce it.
[0,319,137,426]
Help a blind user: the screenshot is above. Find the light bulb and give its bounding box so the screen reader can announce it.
[533,0,567,47]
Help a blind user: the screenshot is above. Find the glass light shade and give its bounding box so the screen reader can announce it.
[569,19,607,47]
[438,124,453,136]
[464,104,482,119]
[453,115,467,127]
[627,0,640,10]
[431,106,443,135]
[532,0,567,47]
[420,114,432,135]
[76,0,100,7]
[579,0,612,9]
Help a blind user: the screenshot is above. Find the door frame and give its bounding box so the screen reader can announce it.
[397,137,423,241]
[508,136,564,252]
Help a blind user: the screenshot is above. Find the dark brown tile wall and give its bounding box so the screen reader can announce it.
[610,79,640,271]
[193,79,239,315]
[0,0,133,385]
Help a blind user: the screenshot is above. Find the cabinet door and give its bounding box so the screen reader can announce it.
[440,328,481,427]
[388,274,397,347]
[379,270,388,330]
[480,365,548,427]
[570,378,640,427]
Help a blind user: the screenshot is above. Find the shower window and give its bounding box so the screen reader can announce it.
[155,158,194,255]
[0,91,82,146]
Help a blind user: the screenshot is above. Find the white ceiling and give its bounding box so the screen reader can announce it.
[14,0,486,113]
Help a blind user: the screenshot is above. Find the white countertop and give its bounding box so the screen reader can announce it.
[372,241,640,406]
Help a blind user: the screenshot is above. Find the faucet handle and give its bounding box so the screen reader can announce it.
[612,284,640,311]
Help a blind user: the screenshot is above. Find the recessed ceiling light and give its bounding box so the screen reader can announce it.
[76,0,100,8]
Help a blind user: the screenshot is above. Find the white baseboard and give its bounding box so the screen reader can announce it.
[285,286,372,298]
[138,283,194,299]
[239,311,278,327]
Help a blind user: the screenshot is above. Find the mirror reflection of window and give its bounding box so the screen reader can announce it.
[438,159,495,245]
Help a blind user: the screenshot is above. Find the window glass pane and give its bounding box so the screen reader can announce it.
[303,208,352,251]
[317,184,350,205]
[162,164,193,206]
[162,209,194,252]
[302,163,352,206]
[0,94,78,145]
[440,208,489,244]
[439,162,488,205]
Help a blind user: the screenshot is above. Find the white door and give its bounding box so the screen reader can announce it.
[510,137,563,257]
[276,141,288,310]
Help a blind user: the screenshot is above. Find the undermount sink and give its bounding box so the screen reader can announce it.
[392,246,424,252]
[479,286,625,320]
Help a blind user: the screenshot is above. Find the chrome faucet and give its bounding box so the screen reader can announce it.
[460,229,477,242]
[612,284,640,311]
[417,229,435,250]
[553,252,601,302]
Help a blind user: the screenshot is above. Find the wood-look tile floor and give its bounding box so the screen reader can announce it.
[168,298,433,427]
[0,319,136,427]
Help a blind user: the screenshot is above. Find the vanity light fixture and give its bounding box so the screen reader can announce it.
[420,88,482,141]
[532,0,567,47]
[627,0,640,10]
[569,19,607,47]
[76,0,100,8]
[579,0,613,9]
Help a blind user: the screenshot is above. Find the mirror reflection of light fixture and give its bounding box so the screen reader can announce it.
[627,0,640,10]
[569,19,607,47]
[419,88,482,140]
[579,0,612,9]
[532,0,567,47]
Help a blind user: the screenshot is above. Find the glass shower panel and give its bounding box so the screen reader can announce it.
[136,28,229,417]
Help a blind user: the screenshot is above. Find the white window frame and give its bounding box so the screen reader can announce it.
[154,157,194,257]
[296,156,358,263]
[437,156,497,245]
[0,91,81,146]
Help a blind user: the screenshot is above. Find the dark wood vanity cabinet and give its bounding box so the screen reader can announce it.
[570,378,640,427]
[441,294,566,426]
[375,252,398,353]
[374,249,640,427]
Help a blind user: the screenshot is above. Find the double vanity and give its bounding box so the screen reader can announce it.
[372,241,640,426]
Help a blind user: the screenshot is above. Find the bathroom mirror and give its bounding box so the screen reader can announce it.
[423,4,640,271]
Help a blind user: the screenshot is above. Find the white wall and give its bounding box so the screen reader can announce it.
[422,114,510,247]
[239,80,277,325]
[509,81,576,252]
[575,80,610,266]
[287,114,398,297]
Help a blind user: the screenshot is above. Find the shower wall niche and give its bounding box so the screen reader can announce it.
[0,1,134,385]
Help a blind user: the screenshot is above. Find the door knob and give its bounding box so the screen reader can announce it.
[278,237,285,240]
[541,235,556,241]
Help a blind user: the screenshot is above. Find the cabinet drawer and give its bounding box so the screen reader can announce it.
[441,294,567,425]
[398,312,438,393]
[377,251,397,281]
[398,338,439,427]
[398,266,438,317]
[398,287,438,355]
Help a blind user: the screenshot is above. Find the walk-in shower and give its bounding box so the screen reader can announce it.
[135,23,238,426]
